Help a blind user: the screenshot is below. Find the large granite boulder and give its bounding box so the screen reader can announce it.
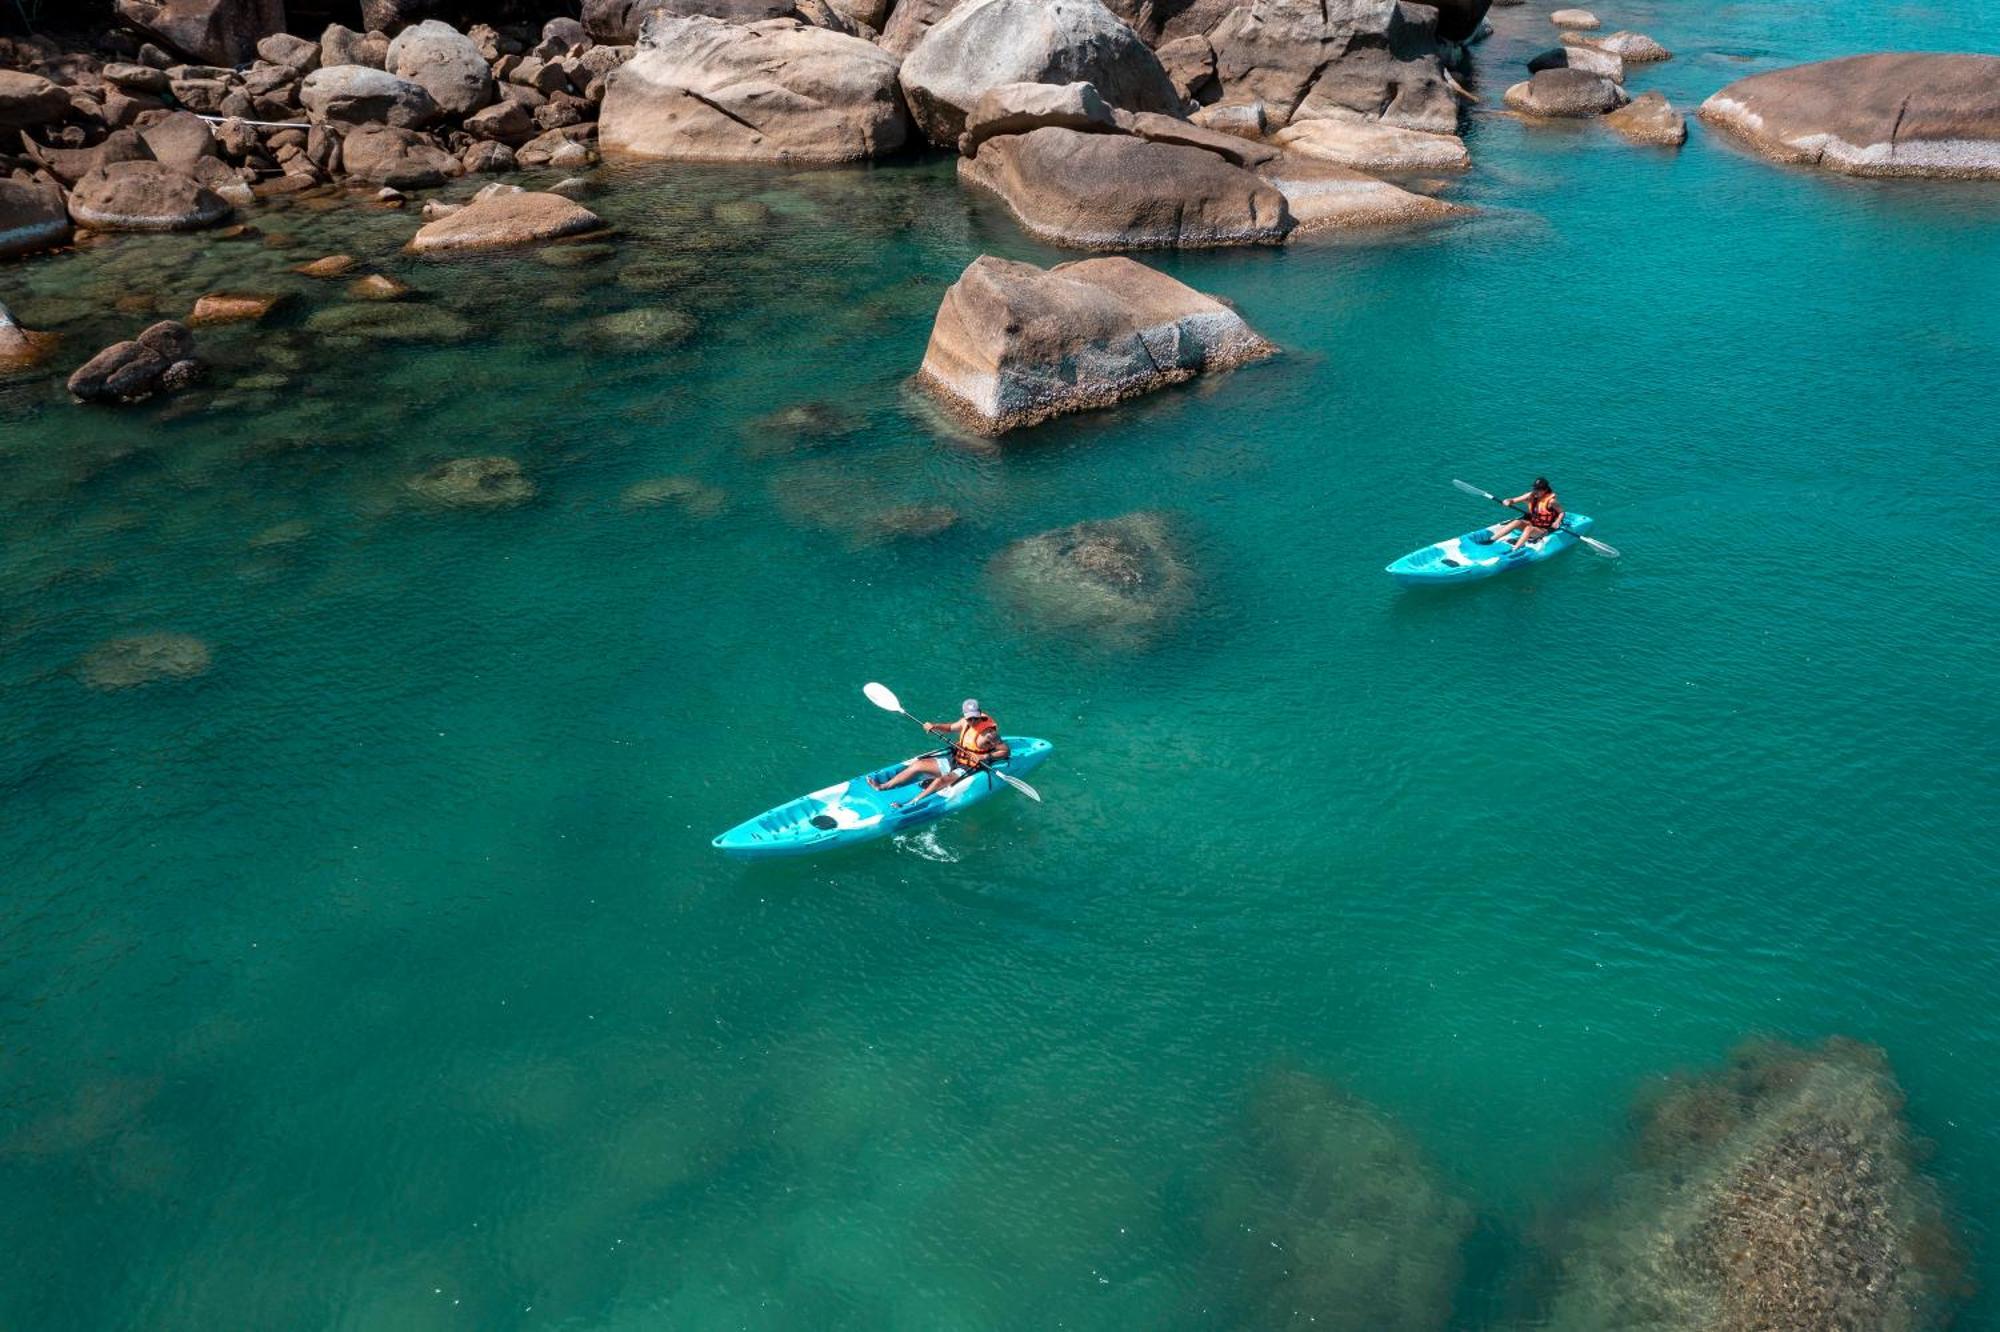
[0,178,74,258]
[137,110,220,170]
[1504,67,1626,118]
[301,64,442,128]
[0,70,73,128]
[1700,53,2000,178]
[990,511,1197,650]
[68,161,230,231]
[113,0,284,66]
[386,19,495,117]
[1196,0,1457,134]
[1272,116,1468,170]
[409,188,603,252]
[918,253,1273,432]
[1531,1039,1966,1331]
[600,16,909,162]
[1207,1068,1474,1330]
[879,0,961,55]
[321,24,390,70]
[337,124,462,187]
[899,0,1181,147]
[961,126,1290,248]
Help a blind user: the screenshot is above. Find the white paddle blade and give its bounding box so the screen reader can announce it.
[1452,478,1495,501]
[862,682,902,713]
[1581,535,1622,558]
[995,770,1042,803]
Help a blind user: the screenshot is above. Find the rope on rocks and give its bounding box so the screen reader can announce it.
[193,114,311,129]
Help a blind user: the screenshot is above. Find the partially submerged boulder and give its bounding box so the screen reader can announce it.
[67,320,199,403]
[899,0,1181,147]
[1700,53,2000,178]
[1549,7,1598,29]
[67,161,231,231]
[1272,116,1469,170]
[188,292,284,325]
[0,177,74,258]
[960,127,1290,249]
[0,302,57,373]
[1606,91,1686,147]
[301,64,442,128]
[1504,67,1627,118]
[408,456,536,507]
[1207,1068,1474,1330]
[989,511,1197,650]
[76,632,213,689]
[1530,1039,1966,1331]
[408,188,604,253]
[1261,158,1463,231]
[1578,29,1671,62]
[917,253,1274,432]
[599,16,909,162]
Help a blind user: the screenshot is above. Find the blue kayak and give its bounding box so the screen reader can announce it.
[712,737,1054,860]
[1385,514,1595,586]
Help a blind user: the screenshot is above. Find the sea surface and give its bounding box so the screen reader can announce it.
[2,1,1997,1327]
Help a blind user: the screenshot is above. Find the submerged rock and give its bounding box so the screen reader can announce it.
[407,189,603,253]
[565,305,696,349]
[1607,91,1686,147]
[599,16,909,163]
[1528,1038,1966,1332]
[989,511,1197,650]
[743,400,862,452]
[919,253,1273,433]
[620,474,726,515]
[861,503,959,542]
[408,456,536,508]
[76,632,213,689]
[898,0,1180,147]
[188,292,283,325]
[295,253,357,277]
[304,302,472,342]
[961,127,1290,249]
[348,273,413,300]
[1207,1067,1474,1330]
[1259,159,1462,232]
[1700,53,2000,178]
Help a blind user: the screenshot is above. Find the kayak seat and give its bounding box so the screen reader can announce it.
[809,814,839,831]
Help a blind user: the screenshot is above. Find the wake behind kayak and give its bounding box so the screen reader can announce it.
[711,738,1054,861]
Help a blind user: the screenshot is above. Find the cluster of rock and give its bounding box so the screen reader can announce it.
[66,317,202,402]
[1206,1066,1475,1330]
[1523,1039,1967,1330]
[1502,7,1682,146]
[0,11,616,259]
[1701,53,2000,178]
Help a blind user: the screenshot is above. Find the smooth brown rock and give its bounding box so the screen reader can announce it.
[1577,29,1671,62]
[67,160,231,231]
[1201,0,1457,135]
[407,189,603,253]
[1259,157,1462,231]
[0,301,57,373]
[960,126,1290,249]
[1607,91,1686,147]
[899,0,1180,147]
[349,273,412,299]
[0,177,75,257]
[1550,7,1598,29]
[136,109,219,169]
[917,252,1274,432]
[1118,109,1277,167]
[338,123,462,187]
[385,19,495,117]
[600,16,909,163]
[189,291,283,325]
[300,64,441,128]
[1700,53,2000,178]
[0,70,72,128]
[296,253,357,276]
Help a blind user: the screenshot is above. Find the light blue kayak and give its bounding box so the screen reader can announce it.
[1385,514,1595,586]
[712,737,1054,860]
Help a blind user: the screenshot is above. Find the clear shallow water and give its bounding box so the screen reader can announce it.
[2,1,1997,1327]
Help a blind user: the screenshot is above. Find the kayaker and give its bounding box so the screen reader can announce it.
[868,699,1011,808]
[1478,478,1565,552]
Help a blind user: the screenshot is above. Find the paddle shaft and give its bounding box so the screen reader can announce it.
[1464,486,1617,557]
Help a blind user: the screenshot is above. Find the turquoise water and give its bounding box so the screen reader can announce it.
[3,1,1997,1326]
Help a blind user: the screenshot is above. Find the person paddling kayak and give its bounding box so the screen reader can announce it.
[1476,477,1565,552]
[867,699,1011,809]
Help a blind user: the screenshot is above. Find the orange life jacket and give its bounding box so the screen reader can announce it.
[952,716,1000,769]
[1528,491,1564,529]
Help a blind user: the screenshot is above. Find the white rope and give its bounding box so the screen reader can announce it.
[193,113,310,129]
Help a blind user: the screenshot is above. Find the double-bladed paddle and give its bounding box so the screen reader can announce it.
[863,682,1042,803]
[1452,478,1622,558]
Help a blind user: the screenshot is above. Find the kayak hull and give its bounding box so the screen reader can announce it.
[711,737,1054,861]
[1385,514,1595,586]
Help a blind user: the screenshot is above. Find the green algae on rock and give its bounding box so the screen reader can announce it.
[407,456,536,508]
[1525,1038,1966,1332]
[1205,1066,1474,1331]
[988,511,1197,651]
[75,632,214,690]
